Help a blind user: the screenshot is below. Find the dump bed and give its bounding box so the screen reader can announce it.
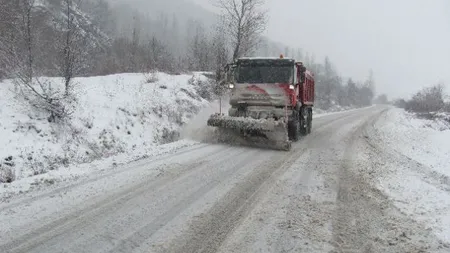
[300,69,315,106]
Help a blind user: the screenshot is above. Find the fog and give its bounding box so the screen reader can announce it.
[193,0,450,99]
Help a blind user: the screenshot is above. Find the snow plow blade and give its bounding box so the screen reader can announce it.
[207,114,291,151]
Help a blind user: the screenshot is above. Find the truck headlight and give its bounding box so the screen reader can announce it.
[229,83,235,89]
[289,84,295,90]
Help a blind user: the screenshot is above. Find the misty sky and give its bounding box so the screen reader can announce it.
[193,0,450,98]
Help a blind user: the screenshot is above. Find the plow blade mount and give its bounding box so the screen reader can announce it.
[207,114,291,151]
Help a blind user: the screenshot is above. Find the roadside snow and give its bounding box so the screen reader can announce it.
[0,72,373,201]
[314,105,375,118]
[371,108,450,244]
[0,72,211,199]
[313,103,366,115]
[376,109,450,178]
[0,140,202,201]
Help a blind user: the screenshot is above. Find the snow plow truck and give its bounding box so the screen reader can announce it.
[207,55,315,151]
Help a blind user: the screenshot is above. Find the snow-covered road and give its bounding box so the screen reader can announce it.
[1,106,448,253]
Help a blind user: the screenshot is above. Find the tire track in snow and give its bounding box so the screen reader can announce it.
[163,148,310,253]
[363,117,450,193]
[267,111,374,252]
[330,109,446,252]
[0,106,393,253]
[0,143,211,211]
[213,107,387,253]
[105,149,270,253]
[161,109,371,253]
[0,146,239,253]
[331,110,397,252]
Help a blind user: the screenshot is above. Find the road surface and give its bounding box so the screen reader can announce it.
[0,106,446,253]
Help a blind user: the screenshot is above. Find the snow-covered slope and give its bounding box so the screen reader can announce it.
[43,0,110,47]
[369,108,450,244]
[108,0,217,26]
[0,71,371,200]
[0,72,211,192]
[0,0,111,77]
[376,109,450,178]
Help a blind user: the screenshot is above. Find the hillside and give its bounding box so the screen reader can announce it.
[0,0,110,78]
[108,0,217,27]
[103,0,294,59]
[0,72,213,198]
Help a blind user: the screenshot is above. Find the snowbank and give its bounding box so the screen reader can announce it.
[314,105,376,119]
[376,109,450,178]
[313,103,373,117]
[371,108,450,243]
[0,72,211,197]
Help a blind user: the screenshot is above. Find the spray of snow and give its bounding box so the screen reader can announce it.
[180,96,231,143]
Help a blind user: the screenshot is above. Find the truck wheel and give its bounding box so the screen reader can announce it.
[299,122,307,136]
[289,119,300,141]
[307,109,313,134]
[299,108,308,136]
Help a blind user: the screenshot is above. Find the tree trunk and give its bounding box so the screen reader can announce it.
[26,3,33,84]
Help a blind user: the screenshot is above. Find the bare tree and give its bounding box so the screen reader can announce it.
[7,0,37,85]
[147,36,173,72]
[0,0,38,87]
[365,69,376,95]
[2,0,69,121]
[187,22,212,71]
[129,14,141,72]
[0,0,19,79]
[60,0,84,97]
[406,84,445,113]
[212,30,229,72]
[8,0,49,98]
[23,0,35,84]
[211,30,230,96]
[214,0,268,61]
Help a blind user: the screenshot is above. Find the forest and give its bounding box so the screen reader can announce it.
[0,0,376,110]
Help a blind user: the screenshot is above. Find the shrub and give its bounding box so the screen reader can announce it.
[0,165,15,183]
[143,72,158,83]
[405,84,445,113]
[189,74,223,101]
[394,99,407,109]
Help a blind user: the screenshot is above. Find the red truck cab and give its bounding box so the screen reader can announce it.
[223,55,315,140]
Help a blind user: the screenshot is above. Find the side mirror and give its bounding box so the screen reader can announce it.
[296,62,306,84]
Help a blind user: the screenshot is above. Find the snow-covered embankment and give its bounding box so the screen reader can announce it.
[370,108,450,244]
[0,72,213,198]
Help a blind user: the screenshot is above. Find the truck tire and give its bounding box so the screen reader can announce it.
[299,108,307,136]
[289,119,300,141]
[307,109,312,134]
[299,121,307,136]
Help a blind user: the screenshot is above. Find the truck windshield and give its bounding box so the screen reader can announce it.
[236,65,293,84]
